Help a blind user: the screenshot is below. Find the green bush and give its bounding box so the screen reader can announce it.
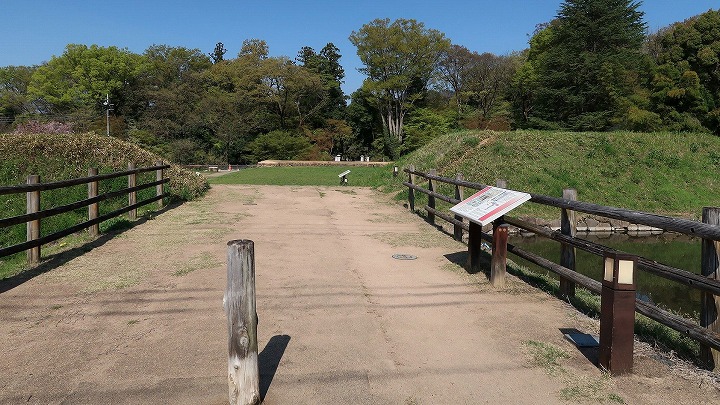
[247,130,313,162]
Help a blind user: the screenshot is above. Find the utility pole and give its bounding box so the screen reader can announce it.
[103,94,114,136]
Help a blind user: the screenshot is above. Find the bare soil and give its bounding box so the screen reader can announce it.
[0,185,718,404]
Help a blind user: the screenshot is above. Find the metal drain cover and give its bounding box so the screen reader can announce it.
[392,254,417,260]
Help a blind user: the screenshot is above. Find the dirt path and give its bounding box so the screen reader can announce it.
[1,185,718,404]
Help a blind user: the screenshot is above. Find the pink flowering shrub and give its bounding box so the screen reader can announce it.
[13,120,74,135]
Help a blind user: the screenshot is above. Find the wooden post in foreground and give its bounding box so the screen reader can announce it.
[225,239,260,405]
[26,175,40,265]
[491,218,509,288]
[155,161,164,210]
[453,173,464,241]
[560,188,578,298]
[407,165,415,211]
[467,221,483,273]
[701,207,720,371]
[427,169,437,225]
[88,168,99,237]
[128,163,137,221]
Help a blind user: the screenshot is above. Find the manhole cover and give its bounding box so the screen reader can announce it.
[392,254,417,260]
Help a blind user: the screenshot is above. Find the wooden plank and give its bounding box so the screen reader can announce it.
[0,178,168,229]
[491,220,508,288]
[405,168,720,240]
[454,173,464,241]
[128,163,137,221]
[155,161,164,209]
[427,169,437,225]
[407,165,415,211]
[0,164,170,195]
[503,215,720,296]
[560,189,578,298]
[225,239,260,405]
[0,193,166,259]
[88,168,99,237]
[701,207,720,370]
[26,175,40,265]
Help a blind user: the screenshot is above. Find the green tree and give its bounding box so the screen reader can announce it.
[209,42,227,64]
[247,130,312,161]
[0,65,36,118]
[648,9,720,132]
[28,44,145,115]
[349,18,450,147]
[528,0,647,130]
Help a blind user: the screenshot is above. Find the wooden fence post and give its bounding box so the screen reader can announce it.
[560,189,578,298]
[454,173,464,241]
[701,207,720,371]
[128,163,137,220]
[427,169,437,225]
[407,165,415,211]
[88,168,99,237]
[491,218,509,288]
[467,221,482,273]
[155,161,164,210]
[225,239,260,405]
[26,175,40,265]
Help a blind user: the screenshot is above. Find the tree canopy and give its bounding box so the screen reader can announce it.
[350,18,450,151]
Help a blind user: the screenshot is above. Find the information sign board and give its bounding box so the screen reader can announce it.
[450,186,531,226]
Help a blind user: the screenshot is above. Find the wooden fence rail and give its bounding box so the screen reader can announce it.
[404,167,720,370]
[0,163,169,264]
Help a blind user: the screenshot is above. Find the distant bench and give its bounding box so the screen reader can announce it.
[208,166,219,172]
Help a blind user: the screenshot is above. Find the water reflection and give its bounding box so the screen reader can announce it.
[509,232,701,318]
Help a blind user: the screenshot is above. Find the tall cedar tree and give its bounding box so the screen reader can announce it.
[532,0,646,130]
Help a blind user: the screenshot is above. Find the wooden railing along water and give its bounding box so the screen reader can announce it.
[404,165,720,371]
[0,162,169,265]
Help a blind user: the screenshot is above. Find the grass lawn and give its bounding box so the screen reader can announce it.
[209,165,401,188]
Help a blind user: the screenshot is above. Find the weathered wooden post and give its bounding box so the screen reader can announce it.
[701,207,720,371]
[560,189,578,298]
[407,165,416,212]
[155,161,164,209]
[427,169,437,225]
[128,163,137,221]
[26,175,40,265]
[490,218,509,288]
[225,239,260,405]
[599,252,637,375]
[453,173,464,241]
[88,168,99,237]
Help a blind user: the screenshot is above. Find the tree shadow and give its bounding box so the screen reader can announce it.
[0,203,178,294]
[259,334,291,400]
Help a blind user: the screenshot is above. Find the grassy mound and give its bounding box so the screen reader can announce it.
[0,133,208,200]
[400,130,720,219]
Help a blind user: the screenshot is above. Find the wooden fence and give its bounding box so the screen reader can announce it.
[404,165,720,370]
[0,162,169,265]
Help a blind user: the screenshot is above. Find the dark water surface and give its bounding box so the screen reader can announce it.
[509,233,702,318]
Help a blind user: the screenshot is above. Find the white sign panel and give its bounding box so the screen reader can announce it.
[450,186,531,226]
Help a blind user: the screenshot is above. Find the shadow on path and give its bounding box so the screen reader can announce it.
[0,203,178,294]
[259,334,291,400]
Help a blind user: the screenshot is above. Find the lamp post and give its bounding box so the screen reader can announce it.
[599,252,637,375]
[103,94,114,136]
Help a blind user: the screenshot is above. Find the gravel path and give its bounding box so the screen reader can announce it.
[0,185,717,404]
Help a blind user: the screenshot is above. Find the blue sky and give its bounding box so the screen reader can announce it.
[1,1,718,93]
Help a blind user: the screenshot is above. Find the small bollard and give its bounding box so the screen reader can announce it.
[393,166,399,177]
[599,252,637,375]
[225,240,260,405]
